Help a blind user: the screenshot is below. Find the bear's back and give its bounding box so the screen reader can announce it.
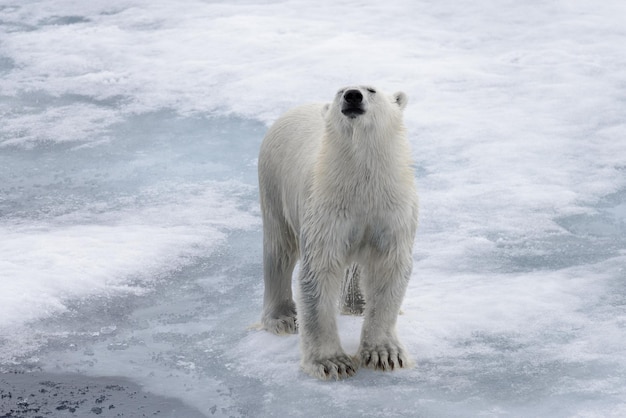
[258,103,327,236]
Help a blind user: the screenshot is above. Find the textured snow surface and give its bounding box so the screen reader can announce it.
[1,0,625,417]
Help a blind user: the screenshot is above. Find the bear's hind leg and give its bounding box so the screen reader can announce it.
[340,264,365,315]
[261,214,298,335]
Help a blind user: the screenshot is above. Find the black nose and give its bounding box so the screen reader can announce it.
[344,90,363,105]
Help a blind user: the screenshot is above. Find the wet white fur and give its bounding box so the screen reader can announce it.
[258,86,418,380]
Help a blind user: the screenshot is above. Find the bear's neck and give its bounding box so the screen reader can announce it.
[314,125,413,199]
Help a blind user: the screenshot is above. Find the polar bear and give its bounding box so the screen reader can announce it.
[258,85,418,380]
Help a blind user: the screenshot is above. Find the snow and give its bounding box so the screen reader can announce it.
[1,0,625,416]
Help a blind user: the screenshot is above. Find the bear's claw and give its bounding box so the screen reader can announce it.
[360,342,413,371]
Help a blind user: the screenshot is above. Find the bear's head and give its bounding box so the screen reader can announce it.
[322,86,408,131]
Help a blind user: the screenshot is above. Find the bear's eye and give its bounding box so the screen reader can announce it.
[366,88,376,94]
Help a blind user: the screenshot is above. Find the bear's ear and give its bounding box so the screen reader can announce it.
[393,92,408,111]
[321,103,330,117]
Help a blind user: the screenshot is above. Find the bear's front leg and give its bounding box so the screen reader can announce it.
[297,260,359,380]
[359,255,414,371]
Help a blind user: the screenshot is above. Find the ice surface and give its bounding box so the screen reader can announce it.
[1,0,626,417]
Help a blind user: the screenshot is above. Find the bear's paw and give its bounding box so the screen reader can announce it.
[359,341,414,371]
[262,314,298,335]
[301,354,359,380]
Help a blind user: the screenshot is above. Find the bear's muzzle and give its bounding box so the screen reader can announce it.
[341,89,366,118]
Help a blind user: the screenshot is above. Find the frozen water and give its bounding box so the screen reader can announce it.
[0,110,261,332]
[1,0,626,417]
